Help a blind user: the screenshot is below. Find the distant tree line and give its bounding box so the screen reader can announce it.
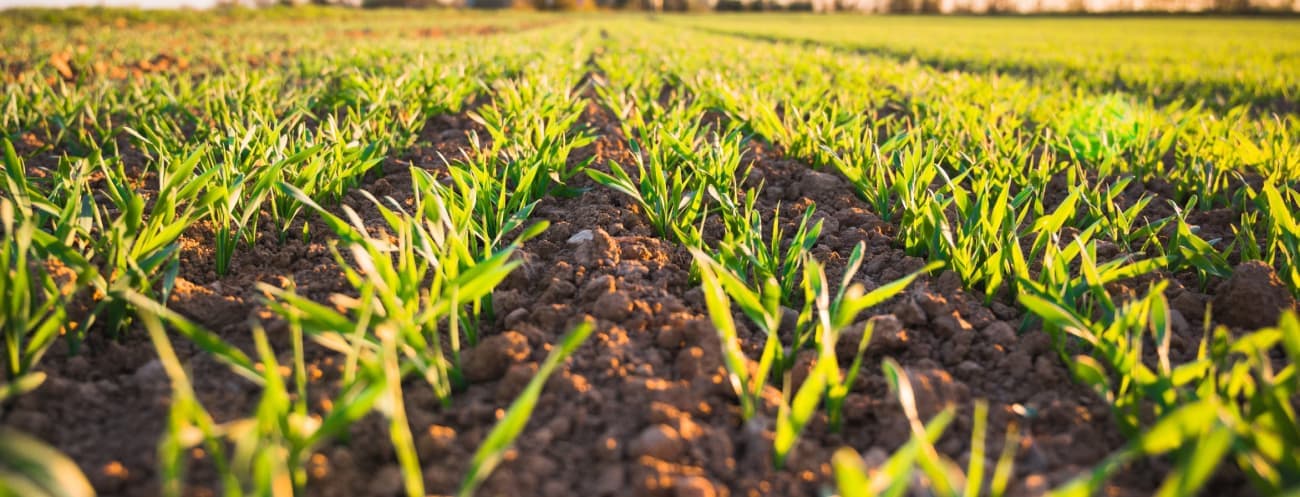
[240,0,1297,12]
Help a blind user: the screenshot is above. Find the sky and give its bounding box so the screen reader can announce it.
[0,0,218,8]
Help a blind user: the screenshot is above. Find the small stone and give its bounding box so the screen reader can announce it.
[416,425,456,457]
[892,298,927,326]
[1171,292,1206,320]
[796,170,843,197]
[932,313,973,338]
[567,229,594,244]
[674,476,718,497]
[990,301,1018,320]
[580,274,616,303]
[631,424,684,461]
[461,331,531,382]
[912,290,952,320]
[594,292,633,322]
[983,321,1017,348]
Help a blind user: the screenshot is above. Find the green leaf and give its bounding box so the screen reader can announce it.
[0,428,94,497]
[832,448,873,497]
[1136,399,1217,455]
[459,321,594,497]
[774,359,827,469]
[123,291,260,385]
[1154,425,1233,497]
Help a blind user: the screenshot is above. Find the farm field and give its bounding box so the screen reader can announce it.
[2,9,1300,497]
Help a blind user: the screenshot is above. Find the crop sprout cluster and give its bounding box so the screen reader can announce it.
[1,10,1299,497]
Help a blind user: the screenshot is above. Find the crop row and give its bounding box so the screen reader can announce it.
[2,21,604,497]
[666,15,1300,113]
[596,20,1300,495]
[2,13,1299,497]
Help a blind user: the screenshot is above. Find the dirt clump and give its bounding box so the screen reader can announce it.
[1212,261,1297,329]
[463,331,533,382]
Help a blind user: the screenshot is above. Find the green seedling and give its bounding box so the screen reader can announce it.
[459,321,594,496]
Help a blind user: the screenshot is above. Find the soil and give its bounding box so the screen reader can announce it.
[4,73,1292,497]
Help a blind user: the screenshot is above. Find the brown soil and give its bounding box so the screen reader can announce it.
[2,83,1285,497]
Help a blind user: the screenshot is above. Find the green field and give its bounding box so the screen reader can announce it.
[2,10,1299,497]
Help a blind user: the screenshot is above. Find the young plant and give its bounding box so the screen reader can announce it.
[818,249,940,432]
[440,137,554,256]
[0,198,84,396]
[204,125,324,275]
[692,247,781,422]
[130,293,383,497]
[86,150,219,338]
[696,243,937,468]
[468,76,596,198]
[459,321,594,496]
[263,180,544,402]
[589,135,711,245]
[716,193,822,305]
[1022,278,1300,494]
[0,427,94,497]
[834,366,1019,497]
[588,116,744,247]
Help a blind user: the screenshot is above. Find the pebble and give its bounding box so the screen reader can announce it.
[594,291,633,321]
[580,274,617,302]
[461,331,531,382]
[892,298,927,326]
[913,290,953,319]
[990,301,1019,320]
[416,425,456,457]
[983,321,1017,348]
[796,170,843,197]
[860,314,907,354]
[567,229,594,244]
[932,313,972,338]
[674,476,718,497]
[632,424,685,461]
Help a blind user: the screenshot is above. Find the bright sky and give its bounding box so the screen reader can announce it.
[0,0,217,8]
